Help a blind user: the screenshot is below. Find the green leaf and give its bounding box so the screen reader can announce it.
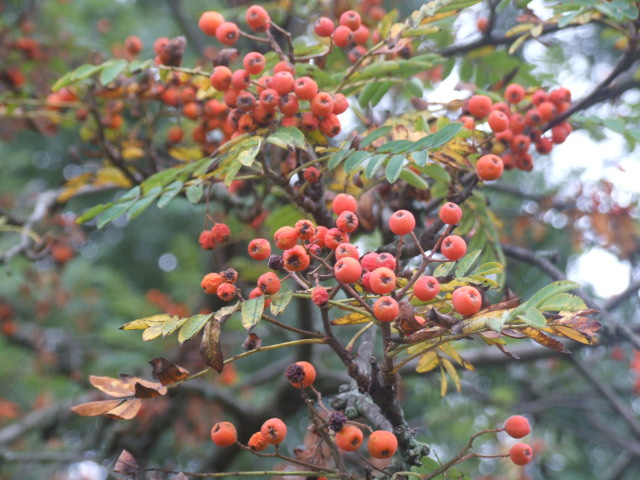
[96,186,141,228]
[403,25,440,37]
[69,63,102,82]
[405,78,424,97]
[344,150,370,173]
[328,148,352,170]
[128,186,161,219]
[185,183,203,204]
[420,163,451,183]
[433,261,456,278]
[178,313,213,344]
[270,290,293,317]
[77,202,115,224]
[519,308,547,328]
[399,168,429,189]
[214,302,240,322]
[378,140,415,154]
[141,168,181,192]
[385,155,405,183]
[455,250,483,277]
[410,150,429,167]
[99,59,128,85]
[358,81,380,108]
[157,181,183,208]
[538,293,587,312]
[267,127,306,150]
[370,81,394,106]
[293,42,330,58]
[354,60,400,81]
[414,123,462,150]
[235,137,262,167]
[242,296,265,330]
[603,117,626,134]
[364,154,388,178]
[509,280,580,320]
[473,262,505,277]
[121,314,172,330]
[161,316,187,336]
[50,71,74,92]
[360,126,392,148]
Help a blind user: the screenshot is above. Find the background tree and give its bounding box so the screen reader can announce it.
[0,1,639,479]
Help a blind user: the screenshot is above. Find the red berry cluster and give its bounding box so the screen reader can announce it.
[461,84,573,173]
[196,7,350,139]
[198,223,231,250]
[503,415,534,466]
[201,268,239,301]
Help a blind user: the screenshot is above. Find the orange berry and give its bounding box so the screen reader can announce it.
[314,17,335,37]
[216,21,240,45]
[243,52,266,75]
[294,76,319,101]
[167,125,184,143]
[504,83,525,104]
[476,154,504,181]
[438,202,462,225]
[260,418,287,445]
[332,193,357,215]
[369,267,396,295]
[285,361,316,388]
[248,431,268,452]
[283,245,311,271]
[468,94,492,119]
[373,296,399,323]
[210,65,232,91]
[324,228,349,250]
[310,92,334,117]
[334,256,362,284]
[487,110,509,132]
[504,415,531,439]
[201,273,224,294]
[210,421,237,447]
[199,11,225,36]
[452,285,482,316]
[274,225,299,250]
[413,275,440,301]
[367,430,398,459]
[124,35,143,56]
[246,5,270,32]
[332,25,353,48]
[388,209,415,236]
[440,235,467,261]
[509,442,533,466]
[257,272,281,295]
[340,10,361,31]
[335,425,364,451]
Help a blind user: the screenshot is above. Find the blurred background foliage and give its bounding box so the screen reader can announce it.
[1,1,640,480]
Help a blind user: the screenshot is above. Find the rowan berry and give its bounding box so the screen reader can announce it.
[216,21,240,45]
[360,252,380,272]
[504,83,525,104]
[413,275,440,301]
[220,268,238,283]
[334,256,362,284]
[257,272,281,295]
[476,17,488,33]
[476,154,504,181]
[504,415,531,438]
[339,10,361,31]
[509,112,526,134]
[488,110,509,132]
[441,235,467,261]
[336,211,358,233]
[303,166,321,184]
[210,421,237,447]
[367,430,398,459]
[260,418,287,445]
[216,282,236,302]
[509,442,533,466]
[324,228,349,250]
[248,431,268,452]
[373,296,399,323]
[510,134,530,154]
[335,425,364,452]
[271,71,295,95]
[535,137,553,154]
[388,209,416,236]
[353,24,370,45]
[285,361,316,388]
[258,88,280,110]
[551,122,571,144]
[439,202,462,225]
[468,94,492,119]
[294,219,316,240]
[294,76,318,101]
[199,230,216,250]
[310,92,334,117]
[201,273,224,294]
[300,112,320,132]
[199,11,225,36]
[311,285,329,307]
[283,245,311,271]
[211,223,231,243]
[274,226,299,250]
[332,25,353,48]
[537,101,557,122]
[369,267,397,295]
[311,225,328,248]
[319,114,342,137]
[210,66,232,91]
[314,17,335,37]
[332,93,349,115]
[236,91,256,112]
[452,285,482,316]
[491,102,510,115]
[335,243,359,260]
[278,93,299,116]
[241,51,265,75]
[231,69,250,90]
[182,101,200,120]
[377,252,397,271]
[246,5,270,32]
[549,87,571,105]
[347,46,367,64]
[332,193,357,215]
[531,89,547,106]
[273,61,295,75]
[124,35,143,56]
[281,114,301,128]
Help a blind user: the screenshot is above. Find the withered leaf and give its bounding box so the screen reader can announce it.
[134,381,167,399]
[106,398,142,420]
[71,399,124,417]
[114,449,139,475]
[242,332,262,351]
[149,357,189,385]
[521,327,570,353]
[89,375,135,398]
[200,319,224,373]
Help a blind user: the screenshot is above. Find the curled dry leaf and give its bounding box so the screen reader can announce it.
[105,398,142,420]
[114,449,139,475]
[149,357,189,385]
[71,399,124,417]
[200,319,224,373]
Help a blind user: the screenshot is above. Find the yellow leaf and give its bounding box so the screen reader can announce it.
[122,143,145,160]
[416,351,439,373]
[441,357,461,392]
[95,167,133,188]
[121,314,175,330]
[440,365,448,396]
[331,312,371,325]
[505,23,536,37]
[142,324,164,341]
[169,146,203,162]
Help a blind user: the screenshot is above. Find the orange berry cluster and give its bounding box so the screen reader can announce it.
[196,7,350,139]
[461,84,573,174]
[201,267,239,302]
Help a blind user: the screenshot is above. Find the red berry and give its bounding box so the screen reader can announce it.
[324,228,349,250]
[273,61,295,75]
[504,83,525,104]
[332,93,349,114]
[451,285,482,316]
[413,275,440,301]
[488,110,509,132]
[335,242,359,260]
[332,25,353,48]
[332,193,357,215]
[440,235,467,261]
[334,257,362,284]
[314,17,335,37]
[468,94,492,119]
[303,166,321,183]
[388,209,416,236]
[360,252,380,272]
[311,285,329,307]
[257,272,281,295]
[319,114,342,137]
[216,282,236,302]
[210,66,232,91]
[336,210,359,233]
[367,430,398,459]
[438,202,462,225]
[294,76,318,101]
[509,442,533,466]
[245,5,270,32]
[211,223,231,243]
[504,415,531,439]
[278,93,299,116]
[335,425,364,452]
[294,219,316,240]
[260,418,287,445]
[476,154,504,181]
[283,245,311,271]
[199,11,225,36]
[259,88,280,110]
[369,267,396,295]
[210,421,237,447]
[310,92,334,117]
[339,10,361,31]
[216,21,240,45]
[243,52,266,75]
[373,296,399,323]
[274,226,299,250]
[271,71,295,95]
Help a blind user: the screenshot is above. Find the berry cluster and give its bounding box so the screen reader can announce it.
[461,84,573,174]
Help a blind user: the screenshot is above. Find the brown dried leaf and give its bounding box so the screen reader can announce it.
[200,319,224,373]
[106,398,142,420]
[521,327,570,353]
[134,381,167,399]
[355,187,378,232]
[114,449,139,475]
[149,357,189,385]
[71,399,124,417]
[89,375,135,398]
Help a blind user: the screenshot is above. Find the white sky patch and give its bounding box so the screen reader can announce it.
[568,247,632,298]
